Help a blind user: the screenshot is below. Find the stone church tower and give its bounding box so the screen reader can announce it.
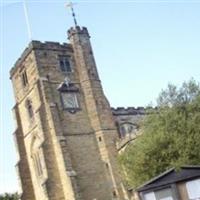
[10,26,137,200]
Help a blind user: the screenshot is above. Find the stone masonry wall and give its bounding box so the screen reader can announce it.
[9,26,145,200]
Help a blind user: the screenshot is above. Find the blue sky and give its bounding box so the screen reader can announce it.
[1,0,200,194]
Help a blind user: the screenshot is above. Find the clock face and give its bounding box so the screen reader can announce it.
[62,93,79,109]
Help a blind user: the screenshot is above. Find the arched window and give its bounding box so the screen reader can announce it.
[26,99,34,118]
[59,56,72,72]
[119,123,138,138]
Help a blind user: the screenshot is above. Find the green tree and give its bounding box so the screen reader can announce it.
[0,193,19,200]
[119,79,200,188]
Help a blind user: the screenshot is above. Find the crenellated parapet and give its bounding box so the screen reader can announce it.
[111,106,157,116]
[10,40,72,77]
[112,107,146,115]
[67,26,90,39]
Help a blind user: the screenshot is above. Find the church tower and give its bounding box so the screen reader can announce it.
[10,25,127,200]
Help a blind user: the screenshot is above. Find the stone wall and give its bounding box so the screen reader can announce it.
[112,107,145,152]
[10,26,132,200]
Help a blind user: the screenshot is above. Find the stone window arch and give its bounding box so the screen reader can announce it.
[119,122,138,138]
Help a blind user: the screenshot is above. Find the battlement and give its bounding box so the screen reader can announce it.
[30,40,71,50]
[67,26,90,39]
[112,106,156,115]
[112,107,145,115]
[10,40,72,78]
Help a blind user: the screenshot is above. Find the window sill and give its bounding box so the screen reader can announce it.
[63,108,81,114]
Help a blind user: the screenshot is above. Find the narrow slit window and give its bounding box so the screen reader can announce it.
[26,100,34,118]
[113,191,117,198]
[105,163,109,169]
[21,70,28,87]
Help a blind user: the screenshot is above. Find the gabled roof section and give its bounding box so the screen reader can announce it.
[137,166,200,192]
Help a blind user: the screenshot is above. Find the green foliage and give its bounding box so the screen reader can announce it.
[0,193,19,200]
[119,79,200,188]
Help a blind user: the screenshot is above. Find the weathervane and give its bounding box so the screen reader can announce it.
[66,2,78,27]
